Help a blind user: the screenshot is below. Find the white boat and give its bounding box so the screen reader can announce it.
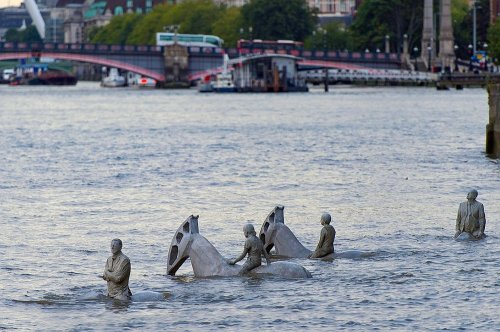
[213,72,235,92]
[213,54,235,92]
[134,76,157,88]
[198,74,215,92]
[101,67,126,87]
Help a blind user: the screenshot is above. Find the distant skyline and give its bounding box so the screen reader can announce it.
[0,0,22,8]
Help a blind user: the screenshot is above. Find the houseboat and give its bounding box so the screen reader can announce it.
[230,54,308,92]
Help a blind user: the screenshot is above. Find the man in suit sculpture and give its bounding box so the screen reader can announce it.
[455,189,486,239]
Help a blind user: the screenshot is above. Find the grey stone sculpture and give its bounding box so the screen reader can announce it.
[259,206,373,259]
[455,189,486,240]
[308,213,336,259]
[102,239,132,300]
[167,215,312,279]
[227,223,271,275]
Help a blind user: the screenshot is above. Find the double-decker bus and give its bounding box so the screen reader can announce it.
[237,39,304,51]
[156,33,224,48]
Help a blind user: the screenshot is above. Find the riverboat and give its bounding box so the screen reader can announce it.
[230,54,308,92]
[8,63,77,86]
[101,67,126,87]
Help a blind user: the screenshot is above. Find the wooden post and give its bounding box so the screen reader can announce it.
[486,83,500,158]
[324,67,329,92]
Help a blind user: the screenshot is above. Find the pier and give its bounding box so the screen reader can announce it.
[487,83,500,158]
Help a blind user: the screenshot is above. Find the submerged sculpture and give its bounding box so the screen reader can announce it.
[259,206,372,259]
[167,215,312,278]
[455,189,486,240]
[309,213,336,259]
[228,223,271,275]
[102,238,132,300]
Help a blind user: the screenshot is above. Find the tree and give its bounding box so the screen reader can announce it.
[350,0,422,53]
[5,25,42,43]
[453,0,490,58]
[304,22,353,51]
[212,7,242,47]
[240,0,316,41]
[126,0,225,45]
[91,13,143,44]
[488,20,500,64]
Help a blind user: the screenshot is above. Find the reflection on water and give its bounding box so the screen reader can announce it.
[0,83,498,330]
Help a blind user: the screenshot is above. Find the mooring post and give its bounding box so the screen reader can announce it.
[324,67,329,92]
[486,83,500,158]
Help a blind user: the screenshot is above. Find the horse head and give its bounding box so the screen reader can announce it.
[259,205,285,254]
[167,215,200,275]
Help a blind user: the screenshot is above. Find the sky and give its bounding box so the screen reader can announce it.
[0,0,22,8]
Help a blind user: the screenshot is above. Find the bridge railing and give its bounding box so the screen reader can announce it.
[219,47,401,64]
[0,42,164,55]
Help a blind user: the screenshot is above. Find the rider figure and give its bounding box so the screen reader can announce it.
[228,223,271,275]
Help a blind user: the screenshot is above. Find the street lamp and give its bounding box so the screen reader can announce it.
[413,46,419,71]
[427,45,432,72]
[453,44,459,72]
[483,42,489,71]
[468,44,473,71]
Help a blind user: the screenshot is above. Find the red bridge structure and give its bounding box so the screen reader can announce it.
[0,41,404,84]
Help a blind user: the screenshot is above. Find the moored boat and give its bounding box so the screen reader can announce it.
[101,67,126,88]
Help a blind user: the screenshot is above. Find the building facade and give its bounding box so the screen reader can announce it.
[492,0,500,24]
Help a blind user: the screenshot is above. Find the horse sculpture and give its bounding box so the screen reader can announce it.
[259,206,374,259]
[167,215,312,279]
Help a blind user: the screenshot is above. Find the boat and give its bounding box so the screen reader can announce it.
[135,77,157,88]
[198,74,215,92]
[8,63,77,86]
[1,69,15,84]
[213,54,236,92]
[101,67,126,87]
[213,72,236,92]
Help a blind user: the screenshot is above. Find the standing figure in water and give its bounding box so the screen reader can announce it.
[102,238,132,300]
[455,189,486,239]
[309,213,336,258]
[228,223,271,275]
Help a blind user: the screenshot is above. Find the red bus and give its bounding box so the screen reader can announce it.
[237,39,304,51]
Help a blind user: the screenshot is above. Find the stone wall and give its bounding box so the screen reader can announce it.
[486,83,500,158]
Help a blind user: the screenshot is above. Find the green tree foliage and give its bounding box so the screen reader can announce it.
[487,20,500,64]
[350,0,422,53]
[91,13,143,44]
[212,7,242,47]
[240,0,316,41]
[304,23,353,51]
[453,0,490,58]
[126,0,225,45]
[126,4,170,45]
[452,0,472,58]
[5,25,42,43]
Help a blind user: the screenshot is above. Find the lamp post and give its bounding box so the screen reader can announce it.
[483,42,489,71]
[468,43,473,71]
[413,46,419,71]
[472,0,477,54]
[427,45,432,72]
[453,44,459,72]
[322,28,328,92]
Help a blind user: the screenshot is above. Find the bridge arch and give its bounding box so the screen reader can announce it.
[0,52,165,82]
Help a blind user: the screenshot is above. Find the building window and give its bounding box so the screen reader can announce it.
[126,0,133,8]
[136,7,142,13]
[146,0,152,7]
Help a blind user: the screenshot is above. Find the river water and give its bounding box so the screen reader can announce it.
[0,83,498,331]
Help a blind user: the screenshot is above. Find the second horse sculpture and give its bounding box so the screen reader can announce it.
[259,206,373,259]
[167,215,312,279]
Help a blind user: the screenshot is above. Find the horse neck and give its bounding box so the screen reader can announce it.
[275,224,312,258]
[188,234,236,277]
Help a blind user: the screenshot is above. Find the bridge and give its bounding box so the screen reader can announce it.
[0,41,404,84]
